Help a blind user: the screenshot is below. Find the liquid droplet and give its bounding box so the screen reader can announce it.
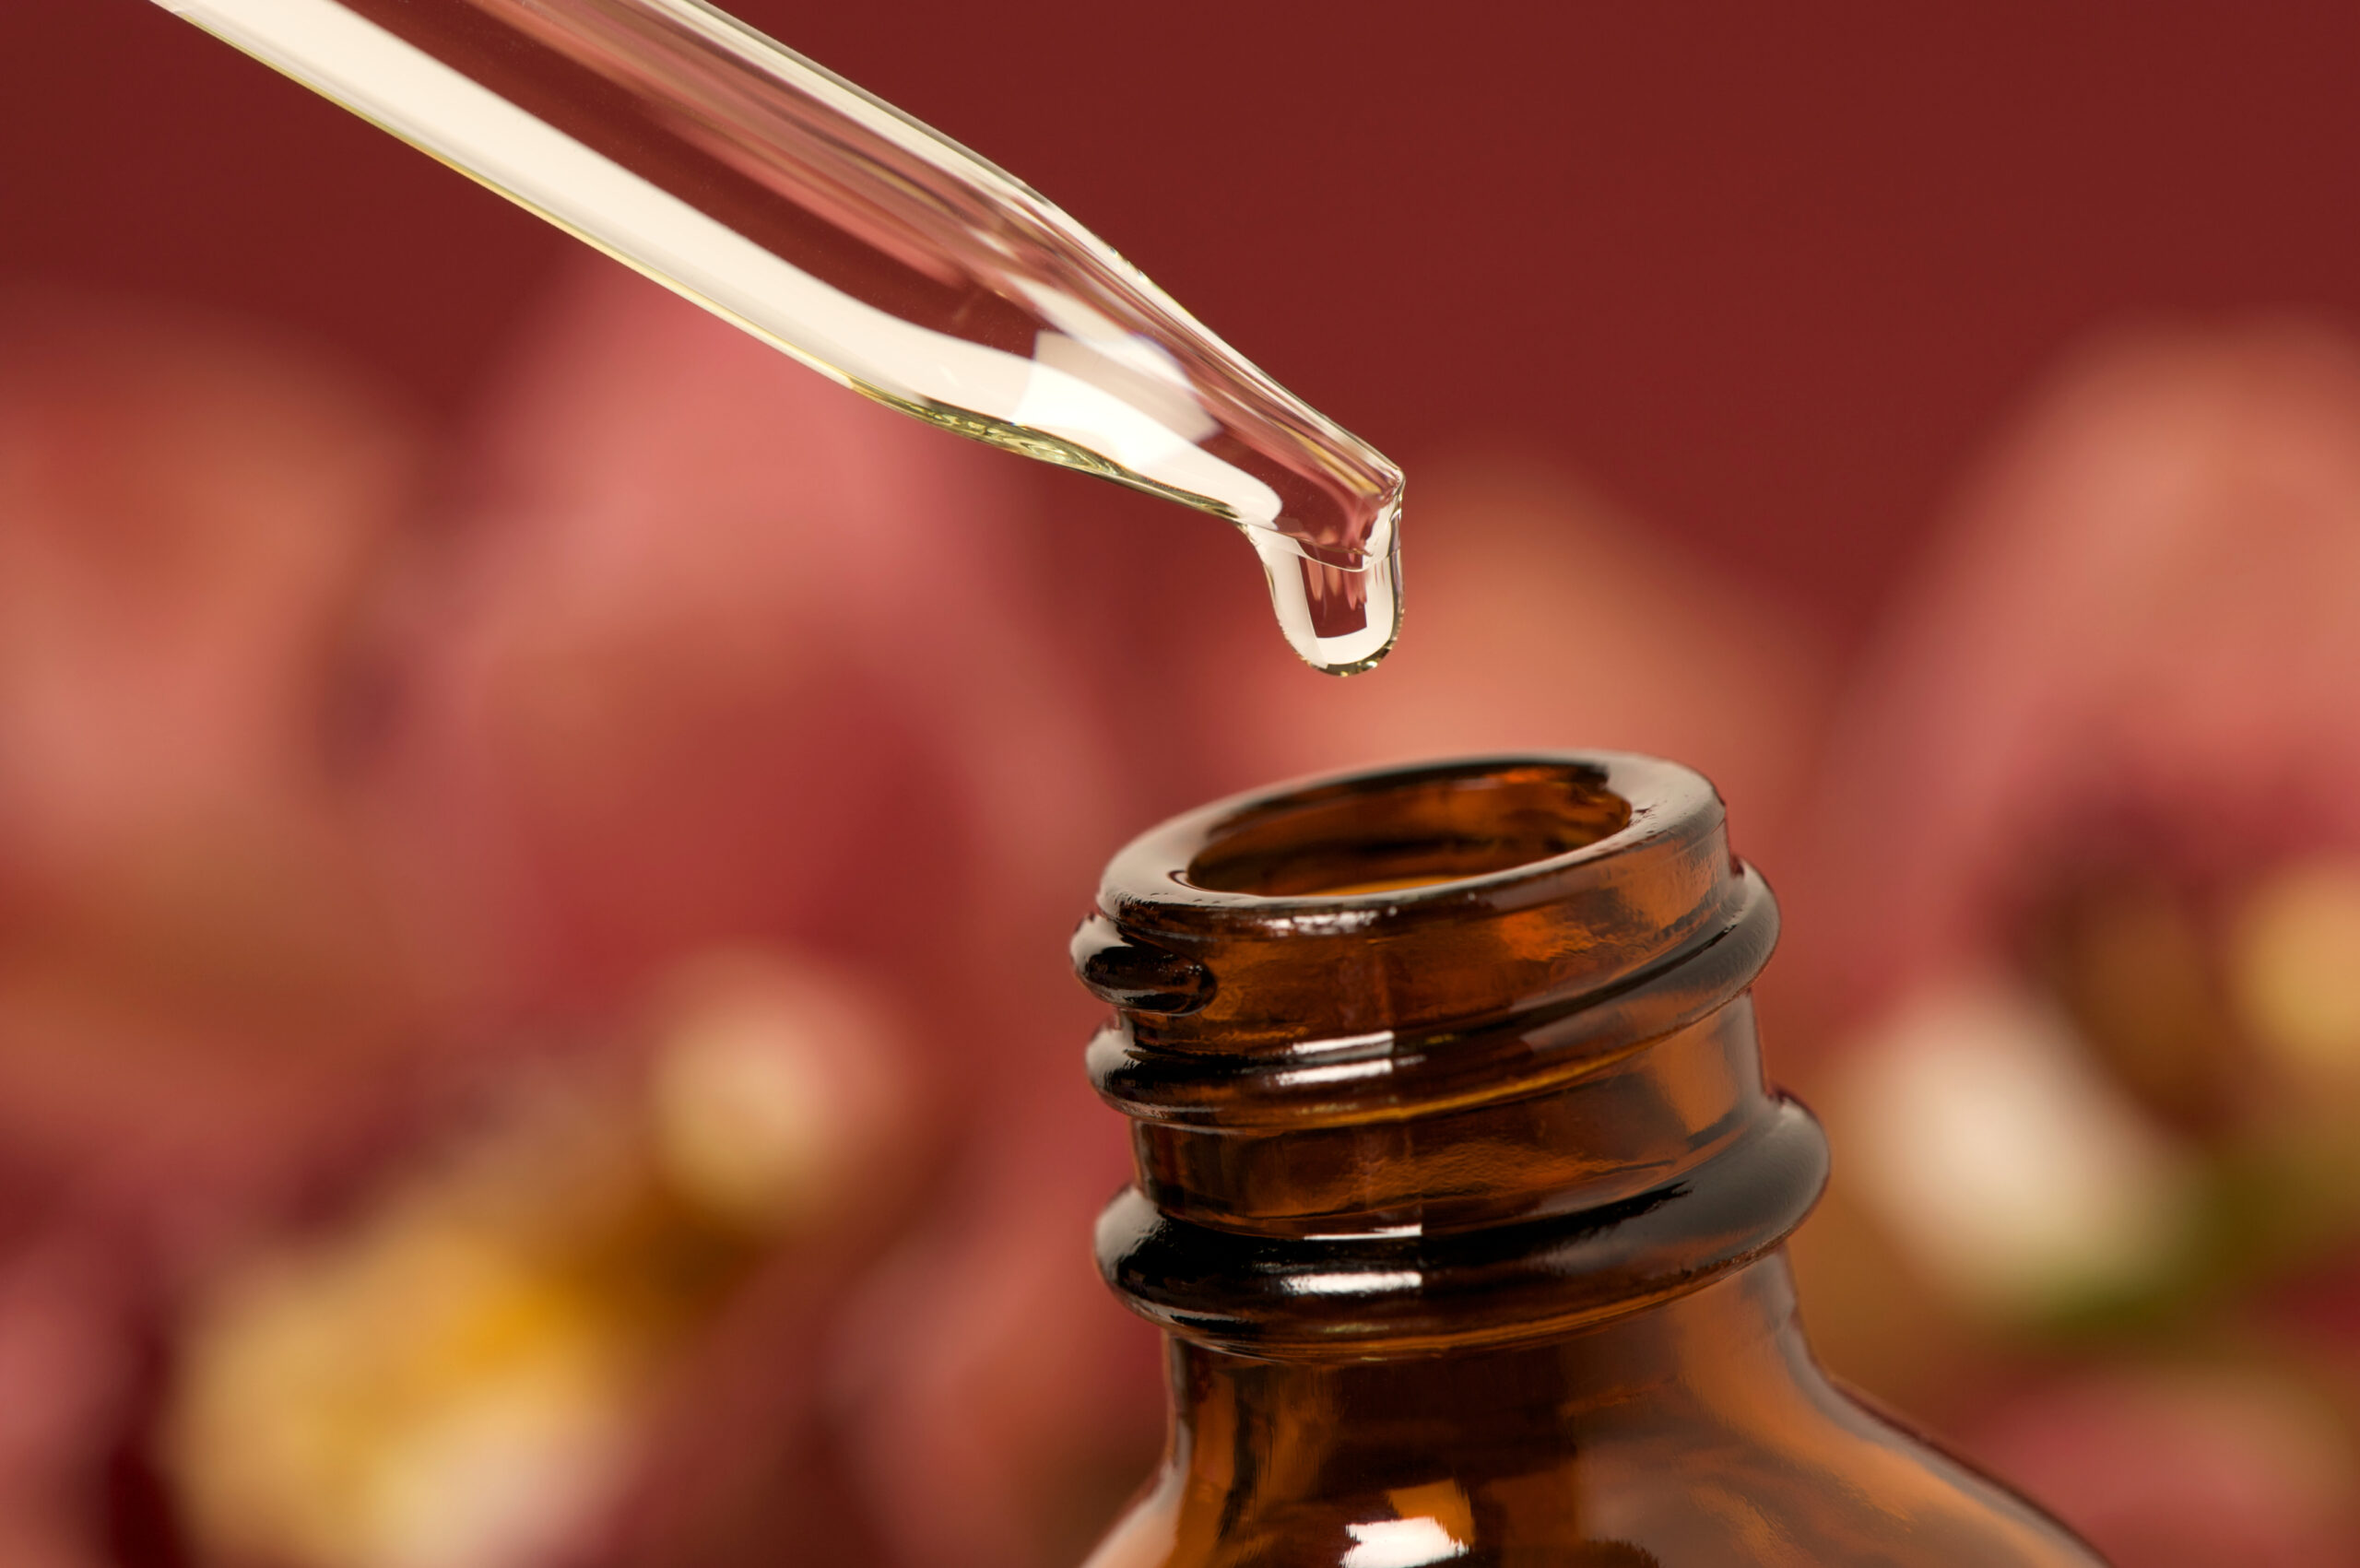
[1252,512,1403,677]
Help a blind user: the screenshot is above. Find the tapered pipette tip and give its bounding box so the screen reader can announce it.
[1250,488,1403,676]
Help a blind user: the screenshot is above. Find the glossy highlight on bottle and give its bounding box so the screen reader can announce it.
[150,0,1404,672]
[1072,754,2109,1565]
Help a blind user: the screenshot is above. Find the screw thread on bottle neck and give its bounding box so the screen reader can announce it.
[1074,752,1826,1360]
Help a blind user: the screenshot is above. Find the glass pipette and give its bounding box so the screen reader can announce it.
[148,0,1403,673]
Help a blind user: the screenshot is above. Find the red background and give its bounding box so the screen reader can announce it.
[13,2,2360,644]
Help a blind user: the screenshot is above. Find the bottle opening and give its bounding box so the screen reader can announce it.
[1182,761,1633,898]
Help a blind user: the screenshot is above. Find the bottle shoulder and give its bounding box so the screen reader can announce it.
[1084,1395,2106,1568]
[1546,1400,2108,1567]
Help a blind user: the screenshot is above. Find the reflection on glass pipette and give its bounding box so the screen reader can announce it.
[149,0,1403,673]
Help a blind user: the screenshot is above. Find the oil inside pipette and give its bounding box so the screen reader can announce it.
[161,0,1403,670]
[888,339,1405,675]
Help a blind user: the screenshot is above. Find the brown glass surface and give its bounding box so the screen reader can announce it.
[1073,754,2106,1566]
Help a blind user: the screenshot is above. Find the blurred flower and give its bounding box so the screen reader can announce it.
[30,254,2360,1568]
[0,270,1135,1568]
[1811,320,2360,1024]
[644,951,915,1234]
[376,263,1123,1029]
[1794,321,2360,1555]
[0,289,441,1166]
[0,291,462,1568]
[171,1131,645,1568]
[360,262,1155,1568]
[166,949,919,1568]
[1828,971,2191,1318]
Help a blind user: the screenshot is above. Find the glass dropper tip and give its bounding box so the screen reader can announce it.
[1250,493,1404,677]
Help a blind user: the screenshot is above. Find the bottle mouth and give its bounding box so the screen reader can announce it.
[1081,751,1744,1038]
[1178,759,1634,899]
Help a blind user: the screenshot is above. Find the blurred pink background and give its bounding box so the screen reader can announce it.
[8,4,2360,1565]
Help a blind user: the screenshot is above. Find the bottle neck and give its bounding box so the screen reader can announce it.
[1078,755,1824,1358]
[1163,1255,1821,1506]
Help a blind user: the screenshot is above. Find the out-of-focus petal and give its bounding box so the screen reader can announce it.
[164,946,927,1568]
[0,291,442,1190]
[0,289,426,869]
[1821,969,2191,1317]
[1785,322,2360,1508]
[379,261,1123,1056]
[1811,323,2360,1019]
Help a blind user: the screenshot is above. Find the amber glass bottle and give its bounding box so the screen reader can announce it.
[1069,753,2105,1567]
